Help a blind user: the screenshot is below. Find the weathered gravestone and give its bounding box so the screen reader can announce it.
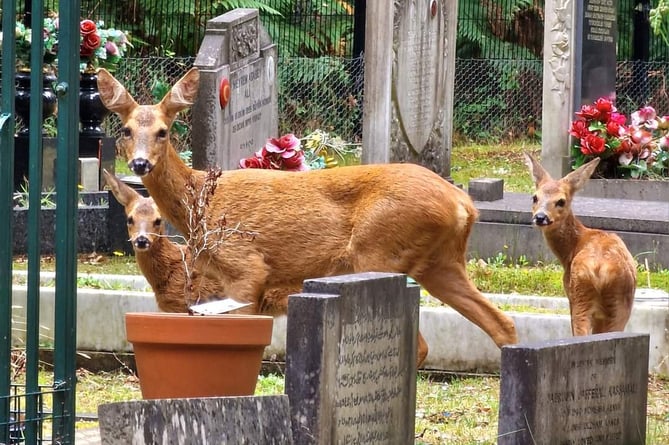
[498,332,649,445]
[191,9,278,171]
[285,272,419,445]
[97,395,293,444]
[541,0,618,178]
[362,0,457,177]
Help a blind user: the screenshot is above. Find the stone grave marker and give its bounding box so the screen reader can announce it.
[498,332,649,445]
[97,395,293,444]
[191,9,278,171]
[362,1,458,177]
[541,0,618,178]
[285,272,419,445]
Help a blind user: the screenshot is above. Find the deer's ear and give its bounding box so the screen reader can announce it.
[160,68,200,118]
[97,68,138,119]
[524,152,551,186]
[563,157,600,192]
[103,168,140,207]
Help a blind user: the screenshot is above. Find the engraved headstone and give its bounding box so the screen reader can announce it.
[191,9,278,170]
[541,0,618,178]
[285,272,419,445]
[498,332,649,445]
[98,395,293,445]
[363,0,457,177]
[576,0,618,105]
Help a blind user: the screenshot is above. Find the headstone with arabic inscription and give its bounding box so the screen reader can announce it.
[191,9,278,170]
[284,272,419,445]
[498,332,648,445]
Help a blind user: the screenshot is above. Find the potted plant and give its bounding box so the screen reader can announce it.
[124,168,274,399]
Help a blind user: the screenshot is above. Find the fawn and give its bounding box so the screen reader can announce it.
[103,169,293,315]
[524,153,636,335]
[97,67,518,366]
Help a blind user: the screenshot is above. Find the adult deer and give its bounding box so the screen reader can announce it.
[97,67,517,366]
[103,169,292,315]
[525,153,636,335]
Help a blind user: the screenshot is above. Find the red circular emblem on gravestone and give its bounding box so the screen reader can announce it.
[219,78,231,109]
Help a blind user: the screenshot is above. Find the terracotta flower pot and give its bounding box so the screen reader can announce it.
[125,312,273,399]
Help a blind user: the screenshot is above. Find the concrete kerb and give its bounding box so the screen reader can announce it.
[11,272,669,376]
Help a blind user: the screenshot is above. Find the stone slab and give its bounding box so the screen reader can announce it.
[98,395,293,445]
[498,332,649,445]
[468,178,504,201]
[285,272,419,445]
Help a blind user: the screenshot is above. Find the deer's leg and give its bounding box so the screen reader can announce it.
[416,332,428,369]
[417,264,518,348]
[568,302,592,336]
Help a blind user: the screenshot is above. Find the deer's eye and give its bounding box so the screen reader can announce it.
[127,216,134,225]
[157,128,168,139]
[532,195,538,204]
[556,199,566,207]
[154,218,162,227]
[121,127,132,138]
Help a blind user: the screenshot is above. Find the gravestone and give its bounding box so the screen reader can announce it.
[498,332,649,445]
[97,395,293,444]
[541,0,618,178]
[191,9,278,171]
[285,272,419,445]
[363,0,457,178]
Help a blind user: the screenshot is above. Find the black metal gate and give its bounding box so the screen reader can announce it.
[1,0,80,443]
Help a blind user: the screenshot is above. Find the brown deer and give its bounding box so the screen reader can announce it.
[524,153,636,335]
[97,67,518,366]
[102,169,292,315]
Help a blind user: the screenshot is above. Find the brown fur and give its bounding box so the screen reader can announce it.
[97,68,518,366]
[524,153,636,335]
[103,169,294,315]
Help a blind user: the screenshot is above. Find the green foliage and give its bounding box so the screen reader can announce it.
[457,0,540,60]
[278,56,361,140]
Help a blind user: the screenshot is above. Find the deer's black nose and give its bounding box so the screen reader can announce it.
[129,158,152,176]
[133,235,151,250]
[533,212,551,226]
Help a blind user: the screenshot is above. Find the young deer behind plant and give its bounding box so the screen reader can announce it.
[103,169,292,315]
[97,67,518,366]
[524,153,636,335]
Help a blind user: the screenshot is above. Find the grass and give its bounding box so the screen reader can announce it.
[9,142,669,442]
[14,368,662,444]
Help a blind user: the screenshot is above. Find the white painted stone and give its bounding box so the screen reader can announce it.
[10,274,669,375]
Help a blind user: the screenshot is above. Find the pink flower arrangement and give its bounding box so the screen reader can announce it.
[239,134,309,171]
[569,97,669,178]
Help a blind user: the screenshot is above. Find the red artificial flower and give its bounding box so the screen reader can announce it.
[576,104,601,121]
[580,134,606,156]
[80,19,97,36]
[605,120,623,137]
[80,33,101,57]
[569,120,589,139]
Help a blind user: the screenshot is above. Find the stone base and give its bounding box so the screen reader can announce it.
[581,178,669,202]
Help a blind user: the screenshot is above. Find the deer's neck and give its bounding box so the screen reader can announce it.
[542,214,587,268]
[141,145,205,235]
[134,236,186,292]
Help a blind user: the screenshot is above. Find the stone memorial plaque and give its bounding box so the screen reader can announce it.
[394,0,440,154]
[577,0,617,105]
[192,9,278,170]
[98,395,293,445]
[285,272,419,445]
[498,332,649,445]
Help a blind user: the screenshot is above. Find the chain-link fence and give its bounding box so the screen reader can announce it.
[100,56,364,156]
